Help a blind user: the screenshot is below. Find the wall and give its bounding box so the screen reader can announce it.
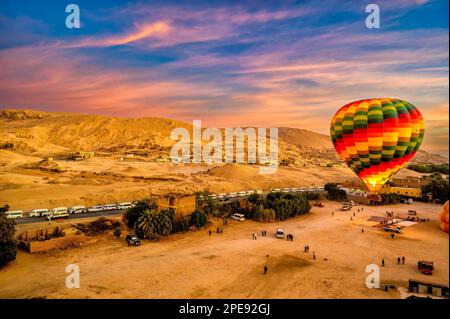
[24,234,87,253]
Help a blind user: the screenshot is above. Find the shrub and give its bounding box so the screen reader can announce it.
[172,217,190,233]
[190,209,208,228]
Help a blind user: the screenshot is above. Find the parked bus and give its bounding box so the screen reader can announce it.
[117,202,133,210]
[87,205,104,213]
[48,207,69,220]
[30,208,49,217]
[102,204,117,211]
[5,210,23,219]
[69,205,86,214]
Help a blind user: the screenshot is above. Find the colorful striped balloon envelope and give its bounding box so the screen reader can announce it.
[330,98,424,193]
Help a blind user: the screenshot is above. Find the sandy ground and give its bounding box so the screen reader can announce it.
[0,200,447,299]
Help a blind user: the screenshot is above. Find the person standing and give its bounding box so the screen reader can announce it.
[381,259,385,267]
[397,257,401,264]
[264,265,268,275]
[402,256,405,264]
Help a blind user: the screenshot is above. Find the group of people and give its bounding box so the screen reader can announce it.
[303,245,316,259]
[208,227,224,236]
[260,230,268,237]
[382,256,406,267]
[286,234,294,241]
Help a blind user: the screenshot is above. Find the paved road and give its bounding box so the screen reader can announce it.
[15,209,124,225]
[15,190,327,225]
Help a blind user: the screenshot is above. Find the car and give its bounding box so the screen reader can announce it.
[5,210,23,219]
[418,260,434,275]
[87,205,104,213]
[103,204,117,211]
[30,208,49,217]
[231,213,245,221]
[340,205,351,211]
[126,234,141,247]
[117,202,133,210]
[275,228,285,239]
[69,205,86,214]
[313,200,324,207]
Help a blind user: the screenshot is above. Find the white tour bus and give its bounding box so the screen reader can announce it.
[103,204,117,211]
[69,205,86,214]
[87,205,104,213]
[6,210,23,219]
[30,208,49,217]
[117,202,133,210]
[48,207,69,219]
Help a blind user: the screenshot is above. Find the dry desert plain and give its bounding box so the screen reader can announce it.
[0,200,448,299]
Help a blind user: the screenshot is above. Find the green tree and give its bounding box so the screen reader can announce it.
[0,205,17,268]
[123,198,157,229]
[153,210,173,236]
[190,209,208,228]
[324,183,347,201]
[135,209,158,239]
[423,174,449,203]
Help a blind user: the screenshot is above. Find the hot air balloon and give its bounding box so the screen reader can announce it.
[330,98,424,193]
[440,201,449,233]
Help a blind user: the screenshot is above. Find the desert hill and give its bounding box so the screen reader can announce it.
[0,108,446,164]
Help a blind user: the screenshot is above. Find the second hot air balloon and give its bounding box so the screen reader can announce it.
[330,98,424,193]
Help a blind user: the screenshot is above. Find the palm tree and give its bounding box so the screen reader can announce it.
[136,209,157,239]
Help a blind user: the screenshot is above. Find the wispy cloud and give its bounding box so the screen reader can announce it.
[0,0,448,155]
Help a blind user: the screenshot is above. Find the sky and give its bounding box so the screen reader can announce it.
[0,0,448,156]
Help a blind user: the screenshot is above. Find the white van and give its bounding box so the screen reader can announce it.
[231,213,245,221]
[117,202,132,210]
[238,191,247,197]
[69,205,86,214]
[5,210,23,219]
[276,228,285,239]
[30,208,49,217]
[48,207,69,219]
[228,192,237,198]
